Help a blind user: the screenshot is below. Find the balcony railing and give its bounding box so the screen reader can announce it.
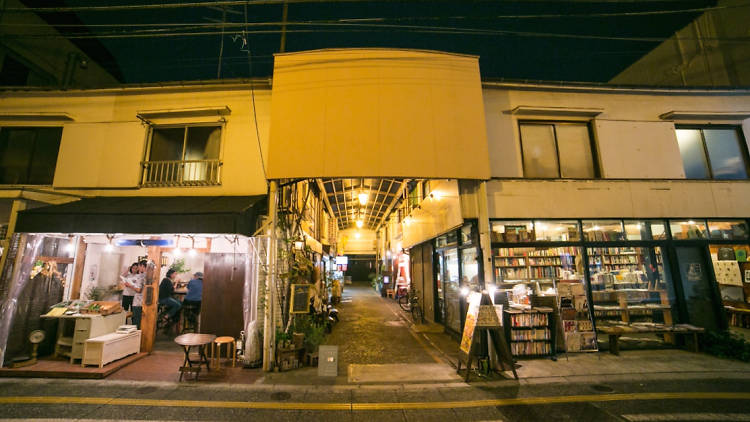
[141,159,222,187]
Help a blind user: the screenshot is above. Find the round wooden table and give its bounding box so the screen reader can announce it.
[174,333,216,381]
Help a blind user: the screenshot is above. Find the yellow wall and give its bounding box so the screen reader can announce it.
[401,180,463,249]
[268,49,490,180]
[339,228,377,255]
[487,179,750,219]
[0,84,271,196]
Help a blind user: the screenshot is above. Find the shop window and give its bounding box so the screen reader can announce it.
[519,122,597,179]
[709,244,750,334]
[582,220,624,242]
[143,125,222,186]
[534,220,580,242]
[0,127,62,185]
[588,246,677,346]
[675,127,749,180]
[624,220,667,241]
[670,219,708,240]
[708,220,749,240]
[491,221,535,243]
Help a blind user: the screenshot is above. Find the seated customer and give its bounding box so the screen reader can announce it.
[159,269,182,324]
[184,271,203,310]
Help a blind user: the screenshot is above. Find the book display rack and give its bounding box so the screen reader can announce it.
[504,307,554,358]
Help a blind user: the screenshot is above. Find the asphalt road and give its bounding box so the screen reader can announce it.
[1,376,749,421]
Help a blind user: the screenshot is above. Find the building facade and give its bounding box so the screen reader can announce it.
[1,48,749,367]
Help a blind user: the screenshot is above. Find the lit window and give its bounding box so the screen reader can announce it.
[675,127,749,180]
[520,122,597,179]
[0,127,62,185]
[143,125,222,186]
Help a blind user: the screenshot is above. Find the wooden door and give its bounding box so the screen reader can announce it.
[201,253,247,338]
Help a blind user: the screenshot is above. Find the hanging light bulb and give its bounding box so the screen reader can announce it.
[188,236,197,256]
[105,235,114,253]
[356,219,364,228]
[355,232,361,239]
[358,191,368,206]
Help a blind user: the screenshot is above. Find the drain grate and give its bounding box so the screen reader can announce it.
[271,392,292,401]
[590,384,615,393]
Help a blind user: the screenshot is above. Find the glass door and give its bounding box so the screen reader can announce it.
[435,252,444,324]
[674,246,721,331]
[443,248,461,333]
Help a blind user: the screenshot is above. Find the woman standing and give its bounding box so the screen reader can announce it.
[120,263,139,311]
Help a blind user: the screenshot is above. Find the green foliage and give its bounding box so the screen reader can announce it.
[86,284,117,301]
[292,314,327,353]
[701,330,750,362]
[169,258,191,274]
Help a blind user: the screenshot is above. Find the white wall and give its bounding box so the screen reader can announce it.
[401,179,463,249]
[338,228,377,255]
[483,85,750,180]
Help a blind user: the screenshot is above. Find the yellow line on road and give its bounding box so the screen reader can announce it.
[1,392,749,411]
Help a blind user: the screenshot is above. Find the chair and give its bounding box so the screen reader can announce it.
[212,336,236,368]
[181,303,200,334]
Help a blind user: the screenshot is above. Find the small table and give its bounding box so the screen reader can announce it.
[174,333,216,381]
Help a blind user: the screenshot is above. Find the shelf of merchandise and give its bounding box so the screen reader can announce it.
[504,308,554,358]
[557,279,598,352]
[591,289,674,343]
[493,247,578,288]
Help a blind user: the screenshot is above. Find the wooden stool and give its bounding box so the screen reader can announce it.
[386,289,395,298]
[213,336,236,368]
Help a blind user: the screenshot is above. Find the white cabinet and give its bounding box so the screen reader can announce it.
[82,331,141,368]
[69,313,126,363]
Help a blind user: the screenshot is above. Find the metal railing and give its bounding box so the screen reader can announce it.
[141,159,222,187]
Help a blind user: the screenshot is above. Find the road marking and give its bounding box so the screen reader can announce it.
[1,392,749,411]
[622,413,750,421]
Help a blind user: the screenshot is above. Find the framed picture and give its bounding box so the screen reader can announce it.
[289,284,312,314]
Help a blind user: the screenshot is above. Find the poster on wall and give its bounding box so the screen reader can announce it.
[459,292,482,354]
[713,260,743,286]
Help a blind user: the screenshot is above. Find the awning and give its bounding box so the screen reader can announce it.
[15,196,267,236]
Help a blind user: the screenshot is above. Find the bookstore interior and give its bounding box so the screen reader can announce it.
[490,218,750,357]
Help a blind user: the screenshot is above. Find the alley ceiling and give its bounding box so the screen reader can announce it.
[321,178,405,231]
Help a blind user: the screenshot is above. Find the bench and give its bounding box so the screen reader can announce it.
[598,324,704,355]
[82,330,141,368]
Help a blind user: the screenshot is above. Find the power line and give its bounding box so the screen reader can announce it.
[2,3,745,21]
[4,22,749,44]
[2,0,724,13]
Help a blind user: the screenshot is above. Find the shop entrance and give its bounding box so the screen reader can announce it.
[674,246,721,331]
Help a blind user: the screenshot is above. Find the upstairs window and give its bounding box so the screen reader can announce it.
[0,127,62,185]
[520,122,597,178]
[675,127,749,180]
[143,124,222,186]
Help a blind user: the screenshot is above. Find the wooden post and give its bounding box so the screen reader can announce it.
[69,236,87,300]
[140,245,162,353]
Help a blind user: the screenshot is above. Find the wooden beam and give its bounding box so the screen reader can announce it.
[69,236,86,300]
[140,244,162,353]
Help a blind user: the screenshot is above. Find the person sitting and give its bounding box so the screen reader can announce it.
[184,271,203,309]
[158,269,182,325]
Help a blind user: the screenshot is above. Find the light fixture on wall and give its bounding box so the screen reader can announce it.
[188,236,197,257]
[104,235,114,253]
[294,237,305,250]
[65,236,75,254]
[173,235,182,256]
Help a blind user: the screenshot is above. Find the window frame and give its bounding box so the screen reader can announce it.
[675,125,750,180]
[518,120,600,179]
[0,126,63,186]
[142,122,225,187]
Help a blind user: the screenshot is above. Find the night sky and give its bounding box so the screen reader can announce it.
[21,0,716,84]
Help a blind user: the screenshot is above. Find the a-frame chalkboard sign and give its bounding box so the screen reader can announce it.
[456,291,518,381]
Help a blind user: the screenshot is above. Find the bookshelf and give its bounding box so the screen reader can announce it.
[557,280,597,352]
[591,289,673,327]
[504,308,554,358]
[493,247,578,287]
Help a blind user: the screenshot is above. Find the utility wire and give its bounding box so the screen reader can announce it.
[2,0,724,13]
[2,3,746,21]
[243,2,267,181]
[4,22,749,44]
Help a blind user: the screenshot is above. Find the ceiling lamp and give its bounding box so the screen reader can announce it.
[358,191,369,206]
[356,219,364,228]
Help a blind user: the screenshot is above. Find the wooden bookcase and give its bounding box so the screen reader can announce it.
[503,308,554,358]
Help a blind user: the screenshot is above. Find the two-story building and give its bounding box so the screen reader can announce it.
[1,48,749,370]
